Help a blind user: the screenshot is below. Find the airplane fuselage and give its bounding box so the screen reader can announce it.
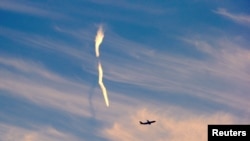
[139,120,156,125]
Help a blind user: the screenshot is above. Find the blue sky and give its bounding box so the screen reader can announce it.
[0,0,250,140]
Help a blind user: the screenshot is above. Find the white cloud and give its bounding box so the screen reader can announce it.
[90,0,165,15]
[0,0,64,18]
[0,27,95,68]
[0,57,76,85]
[0,123,80,141]
[214,8,250,26]
[102,108,240,141]
[0,57,93,117]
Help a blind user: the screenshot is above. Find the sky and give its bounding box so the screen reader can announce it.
[0,0,250,140]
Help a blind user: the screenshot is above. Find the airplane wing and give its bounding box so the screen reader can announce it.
[140,121,147,124]
[149,120,156,123]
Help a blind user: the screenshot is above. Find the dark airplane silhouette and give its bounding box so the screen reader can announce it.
[139,120,156,125]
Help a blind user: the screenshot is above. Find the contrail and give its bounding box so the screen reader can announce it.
[95,25,109,107]
[95,26,104,57]
[98,61,109,107]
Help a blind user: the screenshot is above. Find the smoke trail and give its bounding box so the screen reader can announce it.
[94,25,109,107]
[88,76,97,118]
[95,26,104,57]
[98,61,109,107]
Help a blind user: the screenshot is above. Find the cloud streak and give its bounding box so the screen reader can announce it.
[0,0,64,18]
[214,8,250,26]
[102,108,241,141]
[0,57,92,117]
[0,123,81,141]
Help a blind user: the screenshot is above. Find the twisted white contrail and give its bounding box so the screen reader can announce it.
[98,61,109,107]
[95,25,109,107]
[95,26,104,58]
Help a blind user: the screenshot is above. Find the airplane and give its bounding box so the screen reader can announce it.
[139,120,156,125]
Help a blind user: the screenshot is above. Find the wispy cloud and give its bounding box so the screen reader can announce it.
[0,0,64,18]
[102,108,241,141]
[214,8,250,26]
[0,57,74,84]
[90,0,166,15]
[0,56,92,117]
[0,123,81,141]
[0,27,95,65]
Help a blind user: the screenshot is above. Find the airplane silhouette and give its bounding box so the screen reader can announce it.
[139,120,156,125]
